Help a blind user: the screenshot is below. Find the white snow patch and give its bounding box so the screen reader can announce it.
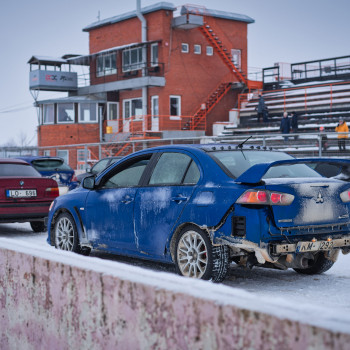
[192,191,215,205]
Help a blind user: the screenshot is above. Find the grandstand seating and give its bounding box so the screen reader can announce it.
[217,80,350,157]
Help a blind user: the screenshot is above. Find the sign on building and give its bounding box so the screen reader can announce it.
[30,70,78,91]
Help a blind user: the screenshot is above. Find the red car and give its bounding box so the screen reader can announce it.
[0,158,59,232]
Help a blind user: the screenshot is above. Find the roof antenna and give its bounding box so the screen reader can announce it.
[97,10,101,21]
[237,136,252,149]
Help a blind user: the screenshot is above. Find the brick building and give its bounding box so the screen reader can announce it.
[29,2,259,168]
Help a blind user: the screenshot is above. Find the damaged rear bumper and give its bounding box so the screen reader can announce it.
[272,236,350,254]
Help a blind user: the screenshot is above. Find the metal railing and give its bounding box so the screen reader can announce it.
[238,80,350,112]
[3,131,349,171]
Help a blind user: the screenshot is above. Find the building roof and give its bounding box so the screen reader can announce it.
[83,2,176,32]
[35,94,106,105]
[27,55,68,66]
[180,5,255,24]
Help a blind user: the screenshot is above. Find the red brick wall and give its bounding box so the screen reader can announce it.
[38,124,100,147]
[39,8,251,162]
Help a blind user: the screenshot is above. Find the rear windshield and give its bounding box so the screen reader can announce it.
[211,150,322,179]
[32,159,72,171]
[0,164,41,177]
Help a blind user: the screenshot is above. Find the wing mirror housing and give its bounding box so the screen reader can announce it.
[82,175,95,190]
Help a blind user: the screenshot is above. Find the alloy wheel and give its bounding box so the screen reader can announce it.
[55,216,75,251]
[177,230,208,278]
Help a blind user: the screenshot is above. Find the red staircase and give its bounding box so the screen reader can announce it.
[189,82,232,130]
[186,20,251,131]
[198,21,248,85]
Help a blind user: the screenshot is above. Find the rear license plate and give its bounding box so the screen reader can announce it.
[296,240,334,253]
[6,189,37,198]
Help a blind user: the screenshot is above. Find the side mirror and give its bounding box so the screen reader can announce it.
[82,175,95,190]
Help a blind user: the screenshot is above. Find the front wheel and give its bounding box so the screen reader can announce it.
[175,225,229,283]
[54,212,82,253]
[293,252,335,275]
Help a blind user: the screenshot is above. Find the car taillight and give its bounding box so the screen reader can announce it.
[46,187,59,198]
[340,189,350,203]
[236,190,294,206]
[71,174,77,182]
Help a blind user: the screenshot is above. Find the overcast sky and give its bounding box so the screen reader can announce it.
[0,0,349,146]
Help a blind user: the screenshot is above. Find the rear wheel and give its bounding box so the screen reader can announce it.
[293,252,334,275]
[54,212,82,253]
[30,221,46,232]
[175,225,229,283]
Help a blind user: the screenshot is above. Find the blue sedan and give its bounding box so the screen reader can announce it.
[47,144,350,282]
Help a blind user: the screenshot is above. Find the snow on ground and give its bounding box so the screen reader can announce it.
[1,223,350,334]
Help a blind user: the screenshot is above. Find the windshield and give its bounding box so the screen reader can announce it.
[32,159,72,172]
[0,164,41,177]
[211,150,322,179]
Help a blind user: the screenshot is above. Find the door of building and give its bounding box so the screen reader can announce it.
[151,96,159,131]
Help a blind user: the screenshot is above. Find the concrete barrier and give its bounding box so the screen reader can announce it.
[1,240,350,350]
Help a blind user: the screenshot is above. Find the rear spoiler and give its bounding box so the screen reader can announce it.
[235,158,350,185]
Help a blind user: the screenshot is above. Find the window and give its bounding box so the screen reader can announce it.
[42,104,54,124]
[206,46,213,56]
[211,150,321,179]
[102,157,150,188]
[122,47,143,72]
[231,49,241,69]
[55,149,70,166]
[96,53,117,77]
[149,153,199,185]
[77,149,91,162]
[183,161,200,184]
[79,103,97,123]
[43,150,51,156]
[151,43,159,67]
[181,43,189,53]
[0,164,40,177]
[194,44,201,55]
[123,98,143,120]
[170,96,181,118]
[108,102,119,121]
[57,103,74,123]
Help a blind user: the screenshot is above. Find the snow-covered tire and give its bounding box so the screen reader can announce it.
[30,221,46,232]
[175,225,229,283]
[293,252,334,275]
[54,212,82,254]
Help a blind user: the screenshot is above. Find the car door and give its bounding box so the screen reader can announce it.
[84,154,152,252]
[134,151,201,258]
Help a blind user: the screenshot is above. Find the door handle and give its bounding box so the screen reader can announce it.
[122,195,134,204]
[171,195,188,203]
